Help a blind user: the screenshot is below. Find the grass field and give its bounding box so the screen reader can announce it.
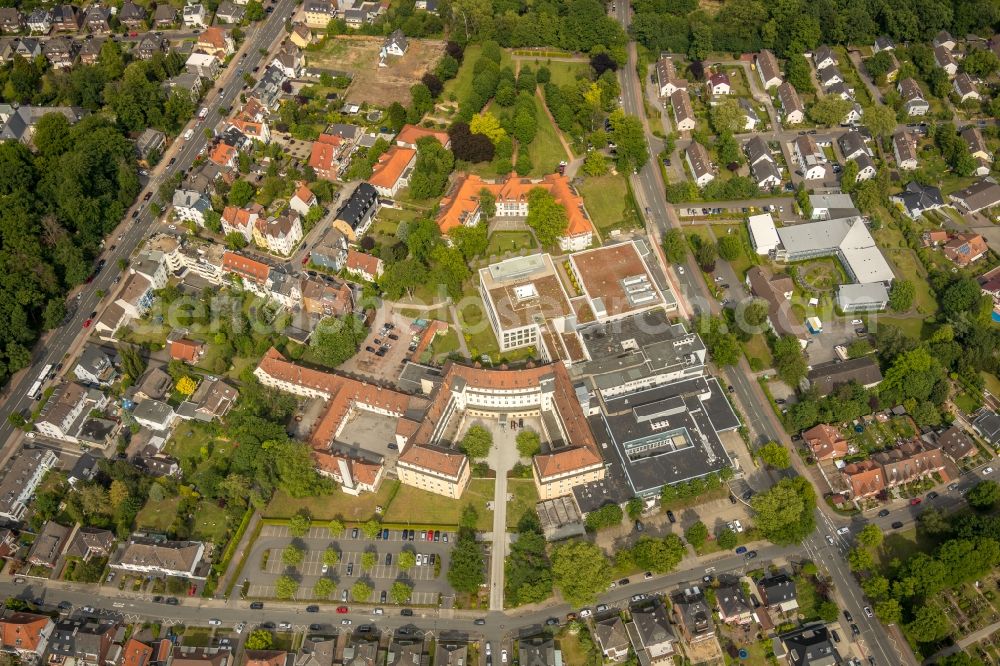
[165,422,230,463]
[743,333,773,368]
[876,316,926,340]
[424,327,462,363]
[883,248,937,315]
[454,287,501,360]
[515,59,588,87]
[265,481,400,522]
[877,525,940,570]
[383,480,495,531]
[984,372,1000,399]
[505,479,539,530]
[527,92,570,175]
[577,174,637,233]
[443,45,481,100]
[191,502,230,543]
[485,231,536,257]
[136,496,181,532]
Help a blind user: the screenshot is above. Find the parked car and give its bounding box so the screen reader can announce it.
[336,606,349,614]
[735,546,748,554]
[891,521,903,529]
[250,602,263,609]
[877,509,890,517]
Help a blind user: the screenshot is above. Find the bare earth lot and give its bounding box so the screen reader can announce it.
[311,36,444,107]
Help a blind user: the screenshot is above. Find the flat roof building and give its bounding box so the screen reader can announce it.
[747,213,780,255]
[775,217,894,284]
[567,241,671,322]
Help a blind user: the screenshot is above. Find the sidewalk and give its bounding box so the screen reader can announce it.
[215,512,261,599]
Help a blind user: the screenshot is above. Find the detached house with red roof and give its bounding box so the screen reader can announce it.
[195,26,235,59]
[0,611,54,664]
[308,133,347,181]
[168,336,205,364]
[367,146,416,197]
[943,232,988,267]
[802,424,850,460]
[221,204,264,242]
[395,123,450,150]
[289,183,317,216]
[345,249,384,282]
[209,142,238,169]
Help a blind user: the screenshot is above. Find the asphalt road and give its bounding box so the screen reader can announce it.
[0,0,297,455]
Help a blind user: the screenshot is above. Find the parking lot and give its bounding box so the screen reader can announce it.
[338,310,415,383]
[244,524,454,605]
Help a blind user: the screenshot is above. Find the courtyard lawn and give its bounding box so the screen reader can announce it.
[515,59,588,87]
[191,502,230,543]
[423,327,462,363]
[264,481,400,522]
[485,231,536,257]
[577,174,641,233]
[527,93,570,175]
[455,287,501,361]
[382,480,495,531]
[165,421,231,463]
[505,479,539,530]
[136,496,181,532]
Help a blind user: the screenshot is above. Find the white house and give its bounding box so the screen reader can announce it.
[171,189,211,226]
[379,29,407,63]
[685,142,715,187]
[133,399,177,431]
[707,72,731,96]
[290,183,317,216]
[812,45,837,70]
[182,2,206,27]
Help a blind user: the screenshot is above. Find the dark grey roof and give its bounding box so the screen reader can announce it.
[631,600,676,647]
[935,425,976,460]
[838,130,868,160]
[335,182,378,230]
[716,583,752,619]
[744,136,772,166]
[760,573,798,605]
[894,181,943,216]
[973,410,1000,445]
[807,357,883,396]
[49,617,117,662]
[780,623,843,666]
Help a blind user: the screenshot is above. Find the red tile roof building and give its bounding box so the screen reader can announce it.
[0,612,54,662]
[367,146,416,197]
[222,252,270,284]
[395,124,451,149]
[842,460,884,499]
[943,233,988,267]
[802,424,849,460]
[168,338,205,364]
[308,134,346,181]
[345,249,384,282]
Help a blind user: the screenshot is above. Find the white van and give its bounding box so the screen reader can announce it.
[183,128,194,141]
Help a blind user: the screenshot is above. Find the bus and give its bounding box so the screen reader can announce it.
[27,364,53,400]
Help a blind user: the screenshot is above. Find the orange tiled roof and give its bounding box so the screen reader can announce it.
[314,452,382,487]
[437,173,491,233]
[231,118,266,139]
[245,651,286,666]
[210,143,237,167]
[0,613,50,653]
[122,639,154,666]
[222,251,270,283]
[346,249,382,277]
[368,146,415,189]
[294,183,315,205]
[397,445,467,477]
[198,26,227,49]
[843,460,884,498]
[396,124,449,147]
[222,204,262,230]
[308,134,342,171]
[169,338,203,362]
[802,424,848,460]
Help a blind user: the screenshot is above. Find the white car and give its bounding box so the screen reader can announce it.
[836,527,850,535]
[485,642,492,656]
[501,649,508,663]
[851,319,863,325]
[373,608,384,615]
[208,619,221,626]
[321,564,329,574]
[279,622,291,630]
[235,622,246,634]
[677,266,685,275]
[415,555,423,566]
[341,620,352,625]
[579,609,593,618]
[826,535,835,545]
[733,520,744,533]
[986,467,995,475]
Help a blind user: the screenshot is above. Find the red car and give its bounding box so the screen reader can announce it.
[910,497,922,506]
[425,530,432,540]
[301,253,310,265]
[83,319,93,328]
[336,606,349,614]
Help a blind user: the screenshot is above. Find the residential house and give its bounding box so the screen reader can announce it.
[744,136,772,168]
[222,205,263,241]
[954,72,980,102]
[119,1,147,29]
[414,0,438,12]
[951,178,1000,214]
[813,45,837,70]
[43,37,76,69]
[303,0,336,28]
[332,183,379,241]
[133,399,177,431]
[0,611,54,664]
[309,228,348,272]
[891,181,945,219]
[34,382,109,443]
[245,651,289,666]
[655,55,687,97]
[289,24,314,48]
[980,265,1000,314]
[301,279,352,317]
[26,521,70,568]
[0,8,24,34]
[114,272,155,320]
[751,158,782,190]
[777,81,804,125]
[395,123,451,149]
[838,130,869,162]
[197,27,235,58]
[3,37,42,61]
[669,89,696,131]
[794,134,826,180]
[78,36,104,65]
[47,618,118,666]
[873,438,946,488]
[271,44,303,78]
[817,64,843,88]
[853,153,877,182]
[120,639,158,666]
[136,128,166,165]
[215,1,246,24]
[924,229,950,246]
[739,98,760,131]
[73,346,118,387]
[254,213,303,256]
[826,79,854,100]
[807,357,883,396]
[168,336,205,364]
[177,378,239,423]
[432,640,465,666]
[779,624,843,666]
[0,448,59,522]
[934,30,957,51]
[153,4,177,27]
[898,78,929,116]
[172,189,212,226]
[290,183,317,216]
[746,266,807,343]
[26,9,51,34]
[380,29,407,61]
[961,126,992,176]
[943,232,988,267]
[685,142,715,187]
[934,45,958,76]
[368,146,416,197]
[208,141,238,169]
[935,425,977,461]
[83,5,112,33]
[343,3,379,28]
[756,49,782,89]
[758,573,799,613]
[892,130,918,171]
[706,71,730,95]
[130,366,173,402]
[973,410,1000,447]
[629,601,676,663]
[345,249,384,282]
[716,583,754,625]
[63,527,114,562]
[593,615,630,662]
[517,636,560,666]
[308,133,347,181]
[843,102,863,125]
[803,424,849,460]
[186,52,220,79]
[387,636,426,666]
[671,588,715,642]
[50,5,81,32]
[183,3,207,27]
[874,36,895,52]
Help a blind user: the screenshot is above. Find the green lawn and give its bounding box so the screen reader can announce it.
[382,479,495,531]
[883,248,937,315]
[527,93,570,175]
[165,421,231,464]
[743,333,773,369]
[264,481,400,522]
[505,479,539,530]
[515,59,588,87]
[983,372,1000,399]
[876,525,941,571]
[877,316,926,340]
[191,502,230,543]
[485,231,536,257]
[577,174,640,233]
[454,287,501,360]
[136,496,181,532]
[423,327,462,363]
[444,44,481,101]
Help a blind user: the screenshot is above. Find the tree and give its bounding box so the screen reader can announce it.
[525,188,568,247]
[351,581,373,602]
[864,104,896,139]
[245,630,273,650]
[225,232,248,250]
[786,53,815,93]
[447,530,484,593]
[582,151,608,176]
[361,519,382,539]
[398,550,416,570]
[758,441,791,469]
[695,241,717,271]
[710,98,745,135]
[840,160,860,191]
[744,300,769,327]
[849,545,875,572]
[551,541,612,606]
[460,424,492,459]
[310,315,366,369]
[750,477,816,545]
[469,112,506,145]
[968,480,1000,509]
[685,521,709,549]
[409,137,455,199]
[390,581,413,604]
[772,335,808,386]
[963,48,1000,78]
[229,180,255,207]
[626,498,644,520]
[662,229,688,263]
[245,0,265,21]
[717,528,738,550]
[716,235,743,261]
[328,519,344,535]
[907,605,950,643]
[109,480,130,508]
[609,109,649,172]
[585,504,624,531]
[865,51,897,83]
[808,97,852,126]
[282,545,304,567]
[516,430,541,457]
[322,547,340,567]
[359,550,377,571]
[313,577,335,599]
[856,524,884,550]
[275,575,299,599]
[889,280,915,312]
